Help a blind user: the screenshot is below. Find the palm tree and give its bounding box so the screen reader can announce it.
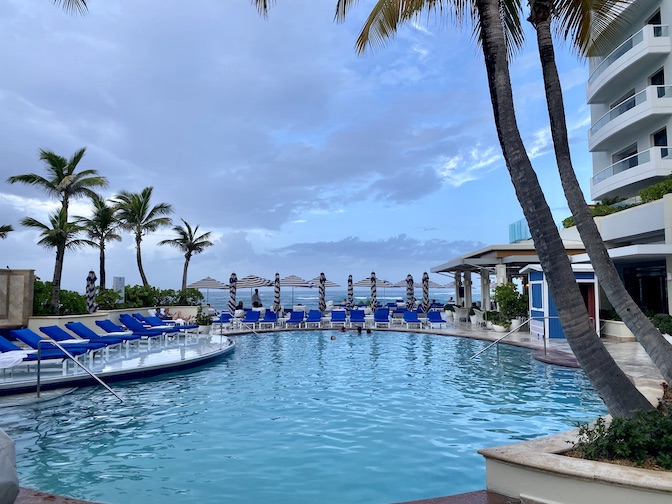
[7,147,108,219]
[21,208,93,313]
[253,0,652,415]
[52,0,88,15]
[0,225,13,239]
[158,219,214,294]
[113,187,173,287]
[528,1,672,385]
[75,194,121,291]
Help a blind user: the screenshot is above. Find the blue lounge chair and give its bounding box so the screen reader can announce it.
[285,310,304,328]
[373,308,390,328]
[65,322,142,347]
[143,316,197,333]
[215,313,234,331]
[329,310,346,328]
[0,334,87,362]
[10,329,95,362]
[258,311,277,329]
[306,310,323,328]
[349,309,366,328]
[119,314,166,337]
[38,326,109,352]
[426,311,446,328]
[96,319,130,334]
[403,310,423,329]
[239,310,261,330]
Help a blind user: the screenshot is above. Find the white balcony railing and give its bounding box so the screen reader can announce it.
[592,146,670,186]
[588,25,669,85]
[589,85,672,136]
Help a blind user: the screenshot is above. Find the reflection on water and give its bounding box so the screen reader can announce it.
[1,331,606,504]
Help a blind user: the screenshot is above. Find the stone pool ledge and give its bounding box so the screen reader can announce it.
[479,428,672,504]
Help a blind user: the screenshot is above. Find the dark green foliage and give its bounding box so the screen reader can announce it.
[639,175,672,203]
[493,283,528,320]
[95,288,122,310]
[562,199,636,228]
[32,277,86,315]
[195,305,213,326]
[123,284,204,308]
[651,314,672,336]
[599,308,621,321]
[574,409,672,469]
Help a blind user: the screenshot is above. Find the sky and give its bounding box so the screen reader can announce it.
[0,0,594,293]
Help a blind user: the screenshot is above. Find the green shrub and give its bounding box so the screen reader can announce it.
[574,410,672,469]
[32,277,87,315]
[639,175,672,203]
[599,308,621,321]
[96,288,122,310]
[562,198,636,228]
[493,283,528,320]
[651,314,672,335]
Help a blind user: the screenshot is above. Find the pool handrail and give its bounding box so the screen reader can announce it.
[469,316,560,360]
[36,338,123,403]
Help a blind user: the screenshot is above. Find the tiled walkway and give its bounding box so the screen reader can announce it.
[13,321,667,504]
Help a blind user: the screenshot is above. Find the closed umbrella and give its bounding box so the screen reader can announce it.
[347,274,354,311]
[318,272,326,312]
[280,275,314,306]
[422,272,430,313]
[405,274,415,310]
[273,273,281,313]
[86,271,98,313]
[370,271,377,310]
[187,276,228,303]
[228,273,237,314]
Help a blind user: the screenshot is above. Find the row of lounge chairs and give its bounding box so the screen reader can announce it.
[0,314,208,373]
[214,308,449,330]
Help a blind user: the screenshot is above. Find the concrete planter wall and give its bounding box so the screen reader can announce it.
[601,319,636,341]
[479,429,672,504]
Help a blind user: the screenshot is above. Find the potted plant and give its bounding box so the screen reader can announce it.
[195,305,213,334]
[444,304,454,319]
[493,283,528,331]
[487,311,510,332]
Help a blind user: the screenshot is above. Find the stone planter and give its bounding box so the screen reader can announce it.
[601,319,636,341]
[486,321,493,330]
[492,324,508,333]
[479,429,672,504]
[198,325,211,335]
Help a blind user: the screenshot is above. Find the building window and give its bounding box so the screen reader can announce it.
[648,11,663,36]
[653,128,668,157]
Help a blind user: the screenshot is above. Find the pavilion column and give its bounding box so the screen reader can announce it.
[455,272,462,306]
[464,271,472,309]
[495,264,507,286]
[480,269,491,311]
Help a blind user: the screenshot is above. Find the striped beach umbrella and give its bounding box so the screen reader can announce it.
[273,273,281,313]
[280,275,314,306]
[318,272,326,312]
[236,275,274,289]
[370,271,377,310]
[86,270,99,313]
[347,274,354,311]
[187,276,228,303]
[309,276,339,288]
[228,272,237,314]
[406,274,415,310]
[422,272,430,313]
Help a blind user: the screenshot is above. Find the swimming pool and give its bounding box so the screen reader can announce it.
[2,331,606,503]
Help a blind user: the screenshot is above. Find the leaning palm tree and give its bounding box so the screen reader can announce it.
[254,0,652,415]
[7,147,108,219]
[21,208,93,313]
[75,194,121,291]
[0,225,13,239]
[528,0,672,385]
[113,187,173,287]
[158,219,214,294]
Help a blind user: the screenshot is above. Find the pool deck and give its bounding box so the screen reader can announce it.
[10,320,667,504]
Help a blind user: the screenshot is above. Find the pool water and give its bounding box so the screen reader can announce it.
[1,331,606,504]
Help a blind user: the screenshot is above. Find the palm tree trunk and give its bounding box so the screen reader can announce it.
[51,245,65,314]
[532,7,672,384]
[99,241,106,291]
[181,258,189,293]
[476,0,652,416]
[135,232,148,287]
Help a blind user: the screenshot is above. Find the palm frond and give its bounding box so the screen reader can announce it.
[52,0,88,15]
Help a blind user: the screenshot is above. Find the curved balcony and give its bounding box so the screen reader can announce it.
[587,25,670,104]
[590,147,672,200]
[589,85,672,152]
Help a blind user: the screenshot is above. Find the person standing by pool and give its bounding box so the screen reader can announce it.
[251,289,262,307]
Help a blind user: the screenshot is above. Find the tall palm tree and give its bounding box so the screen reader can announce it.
[75,194,121,291]
[254,0,652,415]
[158,219,214,294]
[7,147,108,219]
[113,187,173,287]
[528,0,672,385]
[21,208,93,313]
[0,225,13,239]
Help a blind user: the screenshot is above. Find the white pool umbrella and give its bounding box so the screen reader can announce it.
[280,275,314,305]
[187,276,228,303]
